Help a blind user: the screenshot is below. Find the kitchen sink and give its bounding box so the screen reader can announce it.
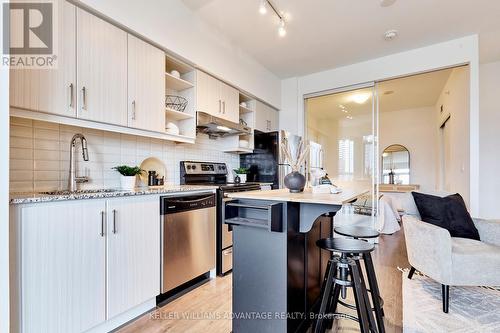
[40,189,120,196]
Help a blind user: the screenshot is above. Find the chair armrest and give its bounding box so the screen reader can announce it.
[402,215,452,284]
[473,218,500,247]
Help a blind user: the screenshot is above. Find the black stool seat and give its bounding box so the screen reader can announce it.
[316,238,374,253]
[334,226,379,239]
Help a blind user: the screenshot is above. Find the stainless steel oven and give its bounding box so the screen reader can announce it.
[160,193,216,293]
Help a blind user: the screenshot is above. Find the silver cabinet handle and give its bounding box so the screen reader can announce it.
[223,248,233,255]
[100,211,105,237]
[222,100,226,114]
[81,87,87,110]
[69,83,74,108]
[112,209,117,234]
[218,99,221,114]
[131,100,136,120]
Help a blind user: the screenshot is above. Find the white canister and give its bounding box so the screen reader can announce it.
[237,174,247,183]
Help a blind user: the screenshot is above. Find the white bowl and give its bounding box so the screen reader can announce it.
[240,102,247,108]
[166,122,180,135]
[170,70,180,79]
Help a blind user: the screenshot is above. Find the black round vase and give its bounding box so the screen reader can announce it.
[284,171,306,193]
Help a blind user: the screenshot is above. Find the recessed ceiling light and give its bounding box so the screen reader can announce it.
[346,115,353,120]
[384,30,398,41]
[380,0,396,7]
[350,92,371,104]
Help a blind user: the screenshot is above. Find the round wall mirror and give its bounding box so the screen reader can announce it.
[382,144,410,185]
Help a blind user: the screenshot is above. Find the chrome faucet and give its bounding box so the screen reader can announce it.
[68,133,89,191]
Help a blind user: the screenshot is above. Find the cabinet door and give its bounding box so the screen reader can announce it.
[254,101,269,132]
[20,200,106,333]
[107,196,160,319]
[196,70,221,117]
[127,34,165,132]
[267,107,279,131]
[77,9,127,126]
[9,0,76,117]
[221,82,239,123]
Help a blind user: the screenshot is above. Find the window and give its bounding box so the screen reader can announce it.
[338,139,354,176]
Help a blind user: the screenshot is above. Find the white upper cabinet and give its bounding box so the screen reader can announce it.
[106,196,161,319]
[127,34,165,132]
[196,70,239,123]
[76,8,128,126]
[220,81,240,123]
[196,70,220,117]
[255,101,279,132]
[20,200,106,333]
[9,0,77,117]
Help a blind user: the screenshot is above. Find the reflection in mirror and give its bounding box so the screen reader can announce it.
[382,144,410,185]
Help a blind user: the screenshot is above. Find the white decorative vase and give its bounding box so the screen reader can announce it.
[120,175,136,190]
[237,174,247,183]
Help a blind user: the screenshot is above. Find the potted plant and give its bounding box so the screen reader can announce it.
[112,165,143,190]
[233,167,249,184]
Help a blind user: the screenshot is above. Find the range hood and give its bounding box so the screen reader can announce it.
[196,111,251,138]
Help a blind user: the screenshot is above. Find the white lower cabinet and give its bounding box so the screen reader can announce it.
[20,200,107,333]
[106,196,160,319]
[15,196,160,332]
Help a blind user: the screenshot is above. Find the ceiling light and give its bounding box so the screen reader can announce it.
[278,19,286,37]
[346,116,353,120]
[384,29,398,41]
[259,0,267,15]
[350,92,371,104]
[216,125,232,132]
[338,104,345,109]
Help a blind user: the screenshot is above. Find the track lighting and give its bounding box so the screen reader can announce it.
[258,0,288,37]
[259,0,267,15]
[278,19,286,37]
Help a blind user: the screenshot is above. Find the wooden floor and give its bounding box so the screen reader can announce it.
[118,227,409,333]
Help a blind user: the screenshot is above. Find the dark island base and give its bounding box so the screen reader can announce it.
[230,200,336,333]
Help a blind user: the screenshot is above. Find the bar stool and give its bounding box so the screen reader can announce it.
[314,238,378,333]
[334,226,385,333]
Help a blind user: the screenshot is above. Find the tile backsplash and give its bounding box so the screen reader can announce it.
[9,117,240,192]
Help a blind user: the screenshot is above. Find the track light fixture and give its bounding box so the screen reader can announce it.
[258,0,287,37]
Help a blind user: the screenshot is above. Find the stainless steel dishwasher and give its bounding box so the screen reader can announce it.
[160,192,216,293]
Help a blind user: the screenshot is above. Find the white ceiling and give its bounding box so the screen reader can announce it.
[182,0,500,78]
[306,68,453,121]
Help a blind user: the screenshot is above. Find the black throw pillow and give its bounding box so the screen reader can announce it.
[411,192,480,240]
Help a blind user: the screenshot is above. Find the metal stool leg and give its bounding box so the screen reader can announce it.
[350,262,371,333]
[314,259,336,333]
[356,259,378,333]
[363,252,385,332]
[326,283,341,329]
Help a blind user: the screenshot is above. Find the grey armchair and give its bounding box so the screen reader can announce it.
[403,215,500,313]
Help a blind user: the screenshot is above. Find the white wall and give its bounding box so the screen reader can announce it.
[434,67,470,204]
[282,35,480,216]
[0,3,10,331]
[379,107,437,191]
[479,61,500,219]
[76,0,281,108]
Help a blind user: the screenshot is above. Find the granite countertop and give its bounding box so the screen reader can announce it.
[10,185,218,205]
[227,188,368,205]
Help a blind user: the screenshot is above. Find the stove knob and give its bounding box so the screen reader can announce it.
[187,165,192,170]
[192,165,197,170]
[221,165,226,170]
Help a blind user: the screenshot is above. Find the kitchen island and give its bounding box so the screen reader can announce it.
[225,188,367,333]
